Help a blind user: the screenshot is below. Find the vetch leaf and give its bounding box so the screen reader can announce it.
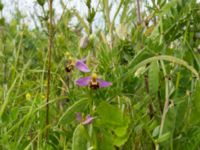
[72,124,88,150]
[190,81,200,124]
[113,125,128,137]
[160,98,176,148]
[149,61,159,94]
[96,129,114,150]
[152,126,160,138]
[155,132,170,144]
[193,81,200,113]
[113,133,130,147]
[58,99,88,125]
[96,102,124,127]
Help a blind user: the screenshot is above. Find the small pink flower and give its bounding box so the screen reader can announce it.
[76,113,94,125]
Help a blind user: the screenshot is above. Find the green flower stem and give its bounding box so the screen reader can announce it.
[88,89,95,148]
[45,0,53,140]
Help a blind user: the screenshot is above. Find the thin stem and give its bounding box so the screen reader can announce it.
[156,61,169,150]
[136,0,142,24]
[45,0,53,140]
[2,31,7,102]
[102,0,113,48]
[157,85,163,113]
[109,0,124,48]
[144,74,149,93]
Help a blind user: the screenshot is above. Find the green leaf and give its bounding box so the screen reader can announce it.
[96,129,114,150]
[113,123,130,147]
[161,106,176,148]
[149,61,159,94]
[113,125,128,137]
[193,81,200,113]
[128,49,152,68]
[190,81,200,124]
[113,133,130,147]
[0,17,5,26]
[152,126,160,138]
[155,132,170,143]
[58,99,88,125]
[73,10,90,34]
[129,55,199,79]
[175,98,187,130]
[160,0,177,16]
[96,102,124,127]
[72,124,88,150]
[37,0,45,6]
[0,2,3,11]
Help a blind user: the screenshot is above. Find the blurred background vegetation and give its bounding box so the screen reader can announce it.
[0,0,200,149]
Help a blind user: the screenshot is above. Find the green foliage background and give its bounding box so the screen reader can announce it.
[0,0,200,149]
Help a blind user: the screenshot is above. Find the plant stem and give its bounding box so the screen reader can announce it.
[2,30,7,102]
[45,0,53,140]
[136,0,142,24]
[156,61,169,150]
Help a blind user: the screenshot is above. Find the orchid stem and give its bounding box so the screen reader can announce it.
[45,0,53,140]
[88,90,95,148]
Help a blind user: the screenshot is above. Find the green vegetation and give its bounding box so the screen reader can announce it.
[0,0,200,149]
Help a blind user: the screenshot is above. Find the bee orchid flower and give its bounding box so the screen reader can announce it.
[76,113,94,125]
[76,73,112,89]
[65,57,90,73]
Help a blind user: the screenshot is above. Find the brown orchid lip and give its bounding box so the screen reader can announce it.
[89,82,100,89]
[65,63,74,72]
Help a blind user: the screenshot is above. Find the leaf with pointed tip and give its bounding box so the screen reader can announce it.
[58,99,88,125]
[149,61,159,94]
[96,102,124,127]
[72,124,88,150]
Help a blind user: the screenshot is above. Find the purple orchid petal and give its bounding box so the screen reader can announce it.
[76,76,91,86]
[97,78,112,88]
[82,115,94,125]
[75,60,90,72]
[76,113,82,122]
